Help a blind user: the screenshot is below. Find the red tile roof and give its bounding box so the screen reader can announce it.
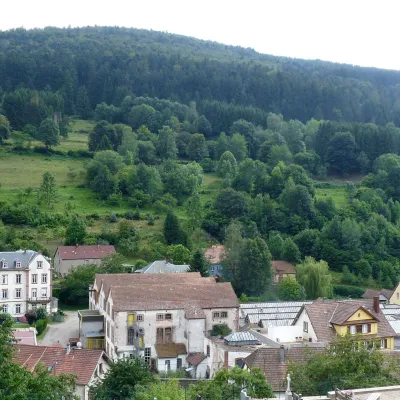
[12,329,36,346]
[272,261,296,275]
[187,352,207,366]
[204,245,225,264]
[14,344,105,385]
[56,245,115,260]
[363,288,394,300]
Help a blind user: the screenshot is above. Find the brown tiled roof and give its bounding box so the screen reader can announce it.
[14,344,105,385]
[187,352,207,366]
[304,299,396,342]
[95,272,212,296]
[12,330,36,345]
[57,245,115,260]
[363,288,393,300]
[185,303,206,319]
[272,261,296,275]
[244,346,325,391]
[155,343,187,358]
[204,245,225,264]
[109,281,239,312]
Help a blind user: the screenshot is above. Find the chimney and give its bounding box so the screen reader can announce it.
[66,342,71,355]
[373,296,380,313]
[280,344,285,363]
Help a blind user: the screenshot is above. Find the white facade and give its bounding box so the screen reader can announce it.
[0,251,52,318]
[267,325,304,343]
[292,308,318,342]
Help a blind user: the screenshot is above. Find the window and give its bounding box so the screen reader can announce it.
[221,311,228,318]
[381,339,388,349]
[1,275,7,285]
[106,321,110,338]
[15,261,21,268]
[1,289,8,299]
[32,288,37,298]
[165,313,172,320]
[41,288,47,298]
[156,328,164,343]
[41,274,48,284]
[106,303,110,316]
[144,348,151,365]
[165,327,172,343]
[16,274,21,284]
[31,274,37,284]
[37,261,43,269]
[213,312,220,318]
[362,324,369,334]
[303,321,308,333]
[177,358,182,369]
[156,314,165,321]
[1,260,7,269]
[2,304,8,313]
[206,345,210,357]
[15,304,21,314]
[127,328,135,345]
[99,363,103,374]
[235,358,245,368]
[136,314,144,321]
[15,288,21,299]
[349,325,356,335]
[165,360,171,371]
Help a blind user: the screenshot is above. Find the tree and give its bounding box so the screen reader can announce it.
[128,104,157,131]
[229,133,248,162]
[185,191,203,231]
[279,276,303,300]
[157,126,178,160]
[296,257,332,299]
[90,165,117,199]
[0,114,11,142]
[76,85,92,119]
[216,132,230,159]
[268,232,284,259]
[163,211,186,246]
[192,115,212,137]
[223,220,245,284]
[136,380,185,400]
[190,249,209,277]
[214,188,250,219]
[38,172,57,208]
[187,133,208,161]
[282,238,301,263]
[65,215,86,245]
[326,132,358,175]
[238,237,272,296]
[289,335,400,396]
[88,120,117,151]
[217,151,237,186]
[90,358,154,400]
[166,244,191,265]
[38,118,60,149]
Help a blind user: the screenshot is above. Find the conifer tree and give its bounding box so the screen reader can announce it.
[76,86,92,119]
[190,249,209,277]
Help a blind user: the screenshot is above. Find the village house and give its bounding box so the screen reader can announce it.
[363,283,400,305]
[271,260,296,283]
[88,272,239,377]
[292,297,396,349]
[204,245,225,276]
[14,343,109,400]
[54,245,116,276]
[135,260,190,274]
[0,250,53,318]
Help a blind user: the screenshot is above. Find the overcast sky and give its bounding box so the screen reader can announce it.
[2,0,399,70]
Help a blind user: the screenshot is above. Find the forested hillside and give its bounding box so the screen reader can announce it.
[1,26,400,125]
[1,26,400,304]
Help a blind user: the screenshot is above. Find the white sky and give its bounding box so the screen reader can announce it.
[1,0,399,70]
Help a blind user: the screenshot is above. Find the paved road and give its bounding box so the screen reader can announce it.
[39,311,79,347]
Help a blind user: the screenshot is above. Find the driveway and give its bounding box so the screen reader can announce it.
[39,311,79,347]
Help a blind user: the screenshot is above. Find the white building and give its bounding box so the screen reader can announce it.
[0,250,52,318]
[88,272,239,377]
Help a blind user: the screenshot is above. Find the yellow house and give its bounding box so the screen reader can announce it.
[363,285,400,305]
[389,283,400,305]
[296,297,395,350]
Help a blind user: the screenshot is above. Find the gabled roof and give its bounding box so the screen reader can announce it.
[302,299,396,342]
[155,343,187,358]
[135,260,190,274]
[363,288,394,300]
[14,344,105,385]
[56,245,115,260]
[187,352,207,366]
[0,250,40,270]
[244,346,325,391]
[204,245,225,264]
[224,332,261,345]
[272,261,296,275]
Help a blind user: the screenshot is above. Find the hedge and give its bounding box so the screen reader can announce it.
[333,284,365,299]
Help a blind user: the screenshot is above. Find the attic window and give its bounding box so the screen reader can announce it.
[15,261,21,268]
[358,313,361,317]
[2,260,7,269]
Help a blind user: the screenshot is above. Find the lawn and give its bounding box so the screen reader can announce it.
[315,187,348,208]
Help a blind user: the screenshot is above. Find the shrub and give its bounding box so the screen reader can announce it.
[333,284,364,299]
[35,318,48,335]
[210,323,232,337]
[25,310,37,326]
[36,307,48,320]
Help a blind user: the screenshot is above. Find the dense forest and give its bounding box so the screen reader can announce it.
[1,26,400,303]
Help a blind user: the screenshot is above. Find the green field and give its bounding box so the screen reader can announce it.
[315,187,348,208]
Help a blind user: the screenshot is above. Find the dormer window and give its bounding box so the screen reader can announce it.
[15,260,21,268]
[1,260,8,269]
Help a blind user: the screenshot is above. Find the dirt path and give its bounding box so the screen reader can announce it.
[39,311,79,347]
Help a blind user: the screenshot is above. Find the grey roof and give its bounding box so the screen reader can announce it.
[135,260,190,274]
[240,301,312,309]
[248,329,281,348]
[0,250,39,270]
[389,320,400,334]
[260,319,293,327]
[224,332,260,343]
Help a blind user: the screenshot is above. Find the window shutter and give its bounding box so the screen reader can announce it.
[128,314,136,325]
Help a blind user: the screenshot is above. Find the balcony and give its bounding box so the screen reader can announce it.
[28,297,51,303]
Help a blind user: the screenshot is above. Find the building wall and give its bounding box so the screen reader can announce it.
[390,284,400,305]
[187,319,206,353]
[347,309,374,322]
[293,309,318,342]
[267,325,304,343]
[0,253,51,318]
[55,255,102,276]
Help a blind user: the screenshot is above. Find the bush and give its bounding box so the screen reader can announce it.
[35,318,48,335]
[36,307,48,320]
[25,310,37,326]
[210,323,232,337]
[333,284,364,299]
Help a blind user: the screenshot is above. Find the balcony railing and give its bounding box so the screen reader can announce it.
[87,338,105,350]
[28,297,51,303]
